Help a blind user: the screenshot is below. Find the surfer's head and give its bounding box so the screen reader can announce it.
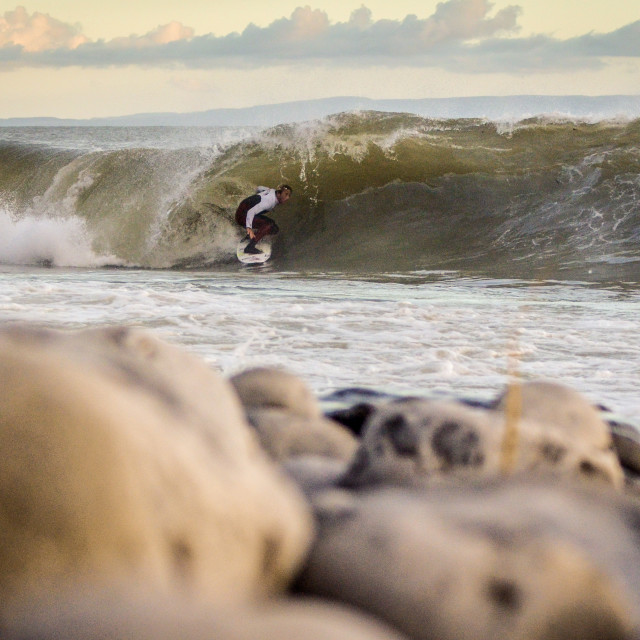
[276,184,292,203]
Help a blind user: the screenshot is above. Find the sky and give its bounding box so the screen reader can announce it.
[1,0,639,118]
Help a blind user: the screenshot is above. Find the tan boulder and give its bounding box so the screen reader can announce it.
[493,381,613,448]
[0,325,312,612]
[230,367,322,419]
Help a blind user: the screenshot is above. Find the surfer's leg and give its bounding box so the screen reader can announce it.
[235,203,249,230]
[251,218,269,243]
[244,243,262,254]
[252,215,278,243]
[235,204,254,242]
[245,215,265,253]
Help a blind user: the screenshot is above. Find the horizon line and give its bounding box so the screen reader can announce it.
[2,93,639,125]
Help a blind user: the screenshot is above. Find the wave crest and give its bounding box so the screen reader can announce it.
[1,112,640,279]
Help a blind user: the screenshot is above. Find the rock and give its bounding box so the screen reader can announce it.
[492,381,615,451]
[340,384,624,489]
[341,399,500,488]
[246,408,358,462]
[231,367,322,419]
[283,456,350,497]
[610,421,640,479]
[492,381,624,486]
[325,402,378,437]
[296,480,640,640]
[0,325,312,614]
[3,590,410,640]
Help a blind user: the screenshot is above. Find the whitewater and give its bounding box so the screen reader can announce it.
[1,110,640,422]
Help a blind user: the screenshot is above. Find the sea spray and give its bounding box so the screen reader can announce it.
[0,209,123,267]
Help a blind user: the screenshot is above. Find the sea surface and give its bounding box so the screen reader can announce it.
[1,110,640,421]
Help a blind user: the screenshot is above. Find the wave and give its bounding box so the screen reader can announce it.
[1,112,640,280]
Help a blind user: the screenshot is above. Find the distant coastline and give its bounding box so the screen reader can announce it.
[2,94,640,127]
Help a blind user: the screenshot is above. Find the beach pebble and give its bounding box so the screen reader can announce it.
[246,407,358,462]
[340,384,624,489]
[231,367,322,419]
[296,480,640,640]
[0,325,312,614]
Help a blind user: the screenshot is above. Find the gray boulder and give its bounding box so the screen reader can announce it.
[246,407,358,462]
[297,480,640,640]
[3,591,409,640]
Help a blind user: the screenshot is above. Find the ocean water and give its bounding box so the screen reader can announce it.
[1,110,640,422]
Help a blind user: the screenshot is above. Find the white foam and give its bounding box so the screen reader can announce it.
[494,112,636,137]
[0,209,125,268]
[1,266,638,419]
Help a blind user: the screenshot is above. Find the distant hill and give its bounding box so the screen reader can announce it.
[2,95,639,127]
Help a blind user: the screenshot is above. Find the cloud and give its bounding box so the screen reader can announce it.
[0,6,87,52]
[0,2,638,74]
[421,0,521,42]
[108,21,195,49]
[452,20,640,73]
[570,21,640,58]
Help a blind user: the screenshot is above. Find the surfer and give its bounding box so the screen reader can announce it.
[235,184,292,254]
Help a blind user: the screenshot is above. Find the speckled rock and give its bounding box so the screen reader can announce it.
[340,385,623,488]
[0,325,312,613]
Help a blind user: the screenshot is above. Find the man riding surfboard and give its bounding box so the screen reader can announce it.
[235,184,292,254]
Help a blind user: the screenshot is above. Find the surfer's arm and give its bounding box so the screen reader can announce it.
[244,192,276,231]
[245,206,263,234]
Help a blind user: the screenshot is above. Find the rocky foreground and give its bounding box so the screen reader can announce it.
[2,324,640,640]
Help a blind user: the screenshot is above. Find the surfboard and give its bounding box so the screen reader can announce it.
[236,237,272,264]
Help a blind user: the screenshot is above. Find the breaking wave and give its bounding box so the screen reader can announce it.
[1,112,640,281]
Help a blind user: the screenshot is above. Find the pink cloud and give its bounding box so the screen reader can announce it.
[148,21,194,45]
[109,21,195,49]
[0,6,88,52]
[287,6,330,41]
[0,2,636,75]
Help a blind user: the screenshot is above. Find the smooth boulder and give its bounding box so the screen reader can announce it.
[246,408,358,462]
[3,591,409,640]
[297,480,640,640]
[0,325,312,613]
[231,367,322,419]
